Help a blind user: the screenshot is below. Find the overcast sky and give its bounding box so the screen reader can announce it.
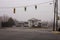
[0,0,60,22]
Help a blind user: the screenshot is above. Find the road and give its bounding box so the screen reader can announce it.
[0,27,60,40]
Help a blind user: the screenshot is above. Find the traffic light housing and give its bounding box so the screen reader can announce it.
[13,8,16,14]
[35,5,37,10]
[24,7,27,11]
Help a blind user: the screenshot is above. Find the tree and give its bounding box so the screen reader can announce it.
[7,17,15,27]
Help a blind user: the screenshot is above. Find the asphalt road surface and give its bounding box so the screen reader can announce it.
[0,27,60,40]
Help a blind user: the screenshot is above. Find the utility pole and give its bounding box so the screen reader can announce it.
[55,0,58,31]
[53,0,58,31]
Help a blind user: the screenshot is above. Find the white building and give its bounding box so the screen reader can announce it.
[28,18,41,28]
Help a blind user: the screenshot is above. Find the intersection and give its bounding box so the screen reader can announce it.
[0,27,60,40]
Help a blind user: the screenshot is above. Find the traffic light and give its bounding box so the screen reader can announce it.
[35,5,37,10]
[13,8,16,14]
[24,7,27,11]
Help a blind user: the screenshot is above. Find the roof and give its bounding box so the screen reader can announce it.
[28,18,41,21]
[28,18,38,21]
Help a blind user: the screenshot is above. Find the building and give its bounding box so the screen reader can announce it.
[16,21,24,27]
[28,18,41,28]
[15,21,28,27]
[41,21,48,28]
[24,22,28,27]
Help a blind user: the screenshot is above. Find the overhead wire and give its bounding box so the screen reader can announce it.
[0,1,53,8]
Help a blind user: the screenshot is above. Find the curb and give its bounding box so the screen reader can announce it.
[52,31,60,34]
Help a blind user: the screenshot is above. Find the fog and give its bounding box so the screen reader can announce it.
[0,0,60,22]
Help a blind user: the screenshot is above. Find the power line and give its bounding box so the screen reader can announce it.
[0,1,53,8]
